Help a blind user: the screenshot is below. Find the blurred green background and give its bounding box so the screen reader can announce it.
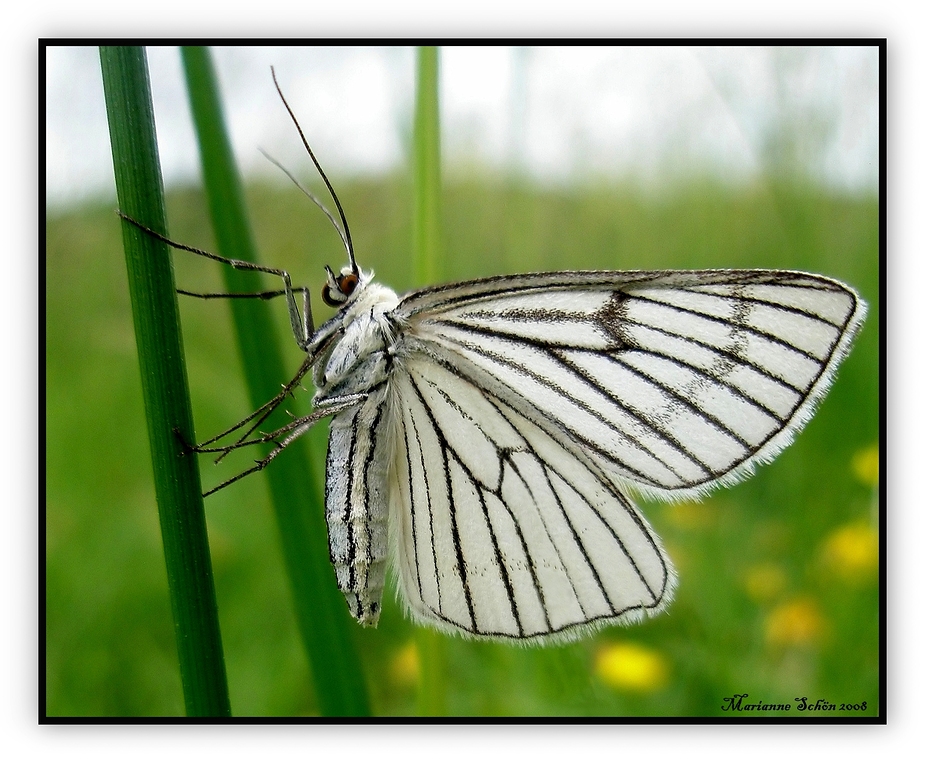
[46,176,879,717]
[45,46,880,717]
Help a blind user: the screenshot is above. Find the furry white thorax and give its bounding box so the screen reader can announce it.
[312,271,401,401]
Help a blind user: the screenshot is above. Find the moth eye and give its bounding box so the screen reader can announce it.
[338,272,359,297]
[321,283,339,307]
[321,272,359,307]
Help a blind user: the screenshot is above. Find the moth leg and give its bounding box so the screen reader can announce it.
[178,286,309,302]
[200,394,366,496]
[197,326,342,460]
[118,212,315,348]
[196,352,316,455]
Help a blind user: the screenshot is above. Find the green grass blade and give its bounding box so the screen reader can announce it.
[411,45,448,717]
[179,46,371,717]
[412,46,443,288]
[98,45,231,718]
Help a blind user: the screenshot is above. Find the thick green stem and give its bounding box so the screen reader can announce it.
[179,46,371,717]
[99,45,231,717]
[412,45,448,717]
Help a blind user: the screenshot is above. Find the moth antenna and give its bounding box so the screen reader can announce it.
[271,66,357,275]
[258,147,350,254]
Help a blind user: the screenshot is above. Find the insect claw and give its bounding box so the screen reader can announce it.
[172,427,195,456]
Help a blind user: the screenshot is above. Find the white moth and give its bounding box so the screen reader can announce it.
[155,74,866,645]
[179,248,865,644]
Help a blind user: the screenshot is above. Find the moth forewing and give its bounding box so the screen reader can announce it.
[395,270,865,503]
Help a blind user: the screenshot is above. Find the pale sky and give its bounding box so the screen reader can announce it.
[46,45,879,208]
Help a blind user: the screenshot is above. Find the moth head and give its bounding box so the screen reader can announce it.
[322,264,362,307]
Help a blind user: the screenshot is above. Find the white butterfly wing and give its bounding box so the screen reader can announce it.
[377,269,863,641]
[387,353,674,642]
[397,270,866,500]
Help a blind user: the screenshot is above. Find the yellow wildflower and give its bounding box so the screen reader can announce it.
[595,641,669,692]
[852,444,879,487]
[389,641,419,687]
[765,597,825,648]
[819,522,879,580]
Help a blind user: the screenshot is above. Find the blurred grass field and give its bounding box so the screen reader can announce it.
[45,175,879,717]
